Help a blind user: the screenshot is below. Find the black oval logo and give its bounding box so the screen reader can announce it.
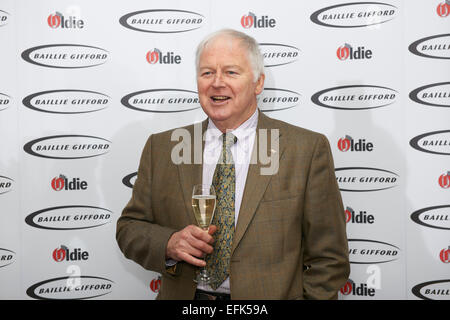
[122,172,137,189]
[26,276,114,300]
[0,175,13,195]
[0,92,12,111]
[119,9,205,33]
[311,85,398,110]
[23,135,111,159]
[408,34,450,60]
[25,205,112,230]
[348,239,400,264]
[310,2,398,28]
[411,279,450,300]
[0,248,15,268]
[335,167,399,192]
[121,89,200,113]
[410,130,450,156]
[259,88,301,112]
[259,43,300,67]
[21,44,109,69]
[410,205,450,230]
[409,82,450,108]
[0,10,10,27]
[23,89,110,114]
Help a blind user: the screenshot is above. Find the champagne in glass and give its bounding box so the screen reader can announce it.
[192,184,216,285]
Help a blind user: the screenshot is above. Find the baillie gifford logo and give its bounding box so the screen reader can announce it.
[337,43,373,60]
[338,135,374,152]
[437,1,450,17]
[47,11,85,29]
[241,12,276,29]
[146,48,181,64]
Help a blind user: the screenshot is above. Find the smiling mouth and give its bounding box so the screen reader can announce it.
[210,96,231,102]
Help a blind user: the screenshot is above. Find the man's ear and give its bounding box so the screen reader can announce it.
[254,74,265,95]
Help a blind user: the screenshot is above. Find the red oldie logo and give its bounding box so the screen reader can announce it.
[150,276,161,293]
[51,174,66,191]
[440,247,450,263]
[146,49,181,64]
[340,279,354,295]
[338,135,352,151]
[437,1,450,17]
[438,172,450,189]
[240,12,275,28]
[47,11,84,29]
[337,135,373,152]
[337,43,372,60]
[52,245,68,262]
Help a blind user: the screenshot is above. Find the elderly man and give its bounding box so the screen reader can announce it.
[116,29,349,300]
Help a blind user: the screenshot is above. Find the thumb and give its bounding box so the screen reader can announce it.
[208,225,218,235]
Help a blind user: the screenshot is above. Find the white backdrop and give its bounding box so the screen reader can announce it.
[0,0,449,300]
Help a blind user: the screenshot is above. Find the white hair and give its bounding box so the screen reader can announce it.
[195,29,265,82]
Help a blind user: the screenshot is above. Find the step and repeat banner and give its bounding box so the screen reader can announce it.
[0,0,449,300]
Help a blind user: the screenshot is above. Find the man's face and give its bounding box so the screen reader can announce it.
[197,36,264,131]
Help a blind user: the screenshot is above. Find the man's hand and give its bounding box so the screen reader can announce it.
[166,225,217,267]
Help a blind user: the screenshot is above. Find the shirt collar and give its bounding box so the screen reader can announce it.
[206,108,259,143]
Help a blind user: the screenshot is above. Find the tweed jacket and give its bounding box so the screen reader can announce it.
[116,111,350,300]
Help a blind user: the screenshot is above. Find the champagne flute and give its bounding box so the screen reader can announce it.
[192,184,216,284]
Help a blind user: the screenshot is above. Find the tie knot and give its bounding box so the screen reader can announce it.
[222,133,237,149]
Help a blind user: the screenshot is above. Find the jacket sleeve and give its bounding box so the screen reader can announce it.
[302,134,350,299]
[116,134,178,275]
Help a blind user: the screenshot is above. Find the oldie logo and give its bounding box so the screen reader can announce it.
[21,44,109,68]
[0,248,15,268]
[119,9,205,33]
[410,130,450,155]
[411,279,450,300]
[47,11,84,29]
[53,245,89,262]
[23,135,111,159]
[335,167,399,192]
[336,43,372,60]
[26,276,114,300]
[51,174,88,191]
[409,82,450,108]
[259,88,301,112]
[440,247,450,263]
[348,239,400,264]
[25,205,112,230]
[0,92,11,111]
[411,205,450,230]
[345,206,375,224]
[146,48,181,64]
[311,85,398,110]
[338,135,374,152]
[121,89,200,113]
[408,34,450,59]
[259,43,299,67]
[0,10,10,27]
[340,279,375,297]
[439,172,450,189]
[122,172,137,189]
[310,2,398,28]
[150,276,161,293]
[241,12,276,29]
[437,1,450,17]
[23,89,110,114]
[0,175,13,195]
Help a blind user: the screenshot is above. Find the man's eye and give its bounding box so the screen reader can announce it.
[227,71,237,75]
[202,71,212,76]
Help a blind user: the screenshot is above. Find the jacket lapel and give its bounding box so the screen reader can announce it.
[177,119,208,225]
[232,111,287,254]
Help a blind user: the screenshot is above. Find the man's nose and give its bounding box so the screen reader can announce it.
[212,72,225,87]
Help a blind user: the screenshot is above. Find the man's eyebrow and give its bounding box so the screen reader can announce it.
[199,64,243,69]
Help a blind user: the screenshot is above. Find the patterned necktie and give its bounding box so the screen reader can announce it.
[206,132,237,290]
